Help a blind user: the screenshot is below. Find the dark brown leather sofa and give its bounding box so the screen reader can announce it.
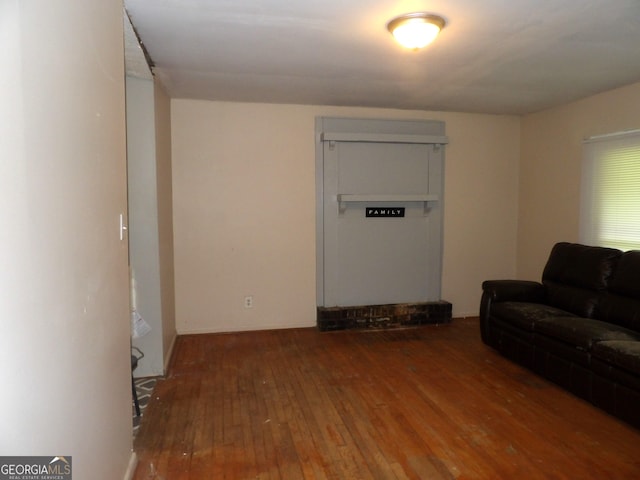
[480,242,640,429]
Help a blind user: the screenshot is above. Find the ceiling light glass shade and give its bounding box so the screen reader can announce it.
[387,13,445,49]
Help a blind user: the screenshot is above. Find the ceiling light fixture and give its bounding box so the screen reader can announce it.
[387,13,446,50]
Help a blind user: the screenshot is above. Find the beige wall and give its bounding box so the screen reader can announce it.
[1,1,133,478]
[171,101,520,332]
[518,81,640,280]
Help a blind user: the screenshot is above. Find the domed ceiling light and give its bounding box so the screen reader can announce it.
[387,13,446,50]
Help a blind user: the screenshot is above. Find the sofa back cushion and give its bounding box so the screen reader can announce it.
[542,242,622,318]
[600,250,640,332]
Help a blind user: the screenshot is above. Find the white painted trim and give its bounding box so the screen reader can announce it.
[583,129,640,143]
[337,193,438,202]
[123,452,138,480]
[321,132,449,144]
[176,320,315,336]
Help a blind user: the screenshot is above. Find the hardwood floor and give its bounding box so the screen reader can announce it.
[133,318,640,479]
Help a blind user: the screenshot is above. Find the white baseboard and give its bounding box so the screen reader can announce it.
[453,312,480,319]
[176,319,315,336]
[123,451,138,480]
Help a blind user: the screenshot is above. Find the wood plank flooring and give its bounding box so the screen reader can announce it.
[133,318,640,479]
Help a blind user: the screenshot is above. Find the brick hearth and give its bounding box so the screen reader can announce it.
[317,301,452,331]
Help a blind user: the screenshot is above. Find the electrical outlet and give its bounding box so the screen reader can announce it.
[244,296,253,308]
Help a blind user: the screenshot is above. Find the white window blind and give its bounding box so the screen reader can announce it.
[580,130,640,251]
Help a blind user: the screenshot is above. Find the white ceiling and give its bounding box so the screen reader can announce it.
[124,0,640,115]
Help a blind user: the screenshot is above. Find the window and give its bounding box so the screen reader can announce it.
[580,130,640,251]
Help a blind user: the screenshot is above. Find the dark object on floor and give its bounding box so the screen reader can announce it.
[480,242,640,429]
[131,346,144,417]
[133,376,157,435]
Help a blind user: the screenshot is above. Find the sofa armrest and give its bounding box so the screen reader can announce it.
[479,280,545,345]
[481,280,545,303]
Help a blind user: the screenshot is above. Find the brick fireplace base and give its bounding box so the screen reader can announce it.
[317,301,452,331]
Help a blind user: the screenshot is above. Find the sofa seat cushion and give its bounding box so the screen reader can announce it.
[535,316,640,351]
[592,341,640,375]
[490,302,574,331]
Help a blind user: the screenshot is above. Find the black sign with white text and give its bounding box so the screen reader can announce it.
[366,207,405,218]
